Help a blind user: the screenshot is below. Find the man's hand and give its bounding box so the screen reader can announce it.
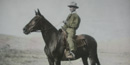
[63,20,67,24]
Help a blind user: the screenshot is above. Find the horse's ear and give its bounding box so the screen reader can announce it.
[37,9,41,15]
[35,10,38,15]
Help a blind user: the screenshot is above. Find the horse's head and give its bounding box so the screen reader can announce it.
[23,9,43,35]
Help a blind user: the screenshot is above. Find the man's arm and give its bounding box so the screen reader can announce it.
[62,21,68,30]
[70,15,80,29]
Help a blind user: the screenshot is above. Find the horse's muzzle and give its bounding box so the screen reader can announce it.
[23,28,30,35]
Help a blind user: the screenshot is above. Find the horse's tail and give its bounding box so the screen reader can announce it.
[89,51,101,65]
[83,34,100,65]
[95,53,100,65]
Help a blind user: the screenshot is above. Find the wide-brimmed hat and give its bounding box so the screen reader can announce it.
[68,2,79,8]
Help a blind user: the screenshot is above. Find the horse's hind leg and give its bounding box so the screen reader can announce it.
[82,57,88,65]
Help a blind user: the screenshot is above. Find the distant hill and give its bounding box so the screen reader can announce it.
[0,34,47,65]
[0,34,45,51]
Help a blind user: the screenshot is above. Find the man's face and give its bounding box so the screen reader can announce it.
[69,7,76,12]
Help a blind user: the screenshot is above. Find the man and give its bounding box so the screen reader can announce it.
[63,1,81,59]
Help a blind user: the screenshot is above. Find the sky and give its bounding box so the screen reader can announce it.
[0,0,130,48]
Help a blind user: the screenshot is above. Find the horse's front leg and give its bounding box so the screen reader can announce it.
[54,58,61,65]
[44,46,54,65]
[48,57,54,65]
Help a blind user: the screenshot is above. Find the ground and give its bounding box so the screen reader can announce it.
[0,34,130,65]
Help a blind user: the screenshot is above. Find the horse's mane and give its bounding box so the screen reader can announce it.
[40,15,58,31]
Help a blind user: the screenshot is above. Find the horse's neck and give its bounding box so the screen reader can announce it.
[40,19,58,46]
[41,29,58,44]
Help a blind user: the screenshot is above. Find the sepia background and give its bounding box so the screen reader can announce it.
[0,0,130,65]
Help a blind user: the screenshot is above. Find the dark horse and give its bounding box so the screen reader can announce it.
[23,9,100,65]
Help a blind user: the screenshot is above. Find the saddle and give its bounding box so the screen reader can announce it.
[74,35,87,47]
[59,29,87,48]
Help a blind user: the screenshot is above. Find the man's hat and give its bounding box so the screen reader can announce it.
[68,2,79,8]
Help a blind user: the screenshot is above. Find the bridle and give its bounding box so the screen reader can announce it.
[33,16,56,35]
[30,15,62,35]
